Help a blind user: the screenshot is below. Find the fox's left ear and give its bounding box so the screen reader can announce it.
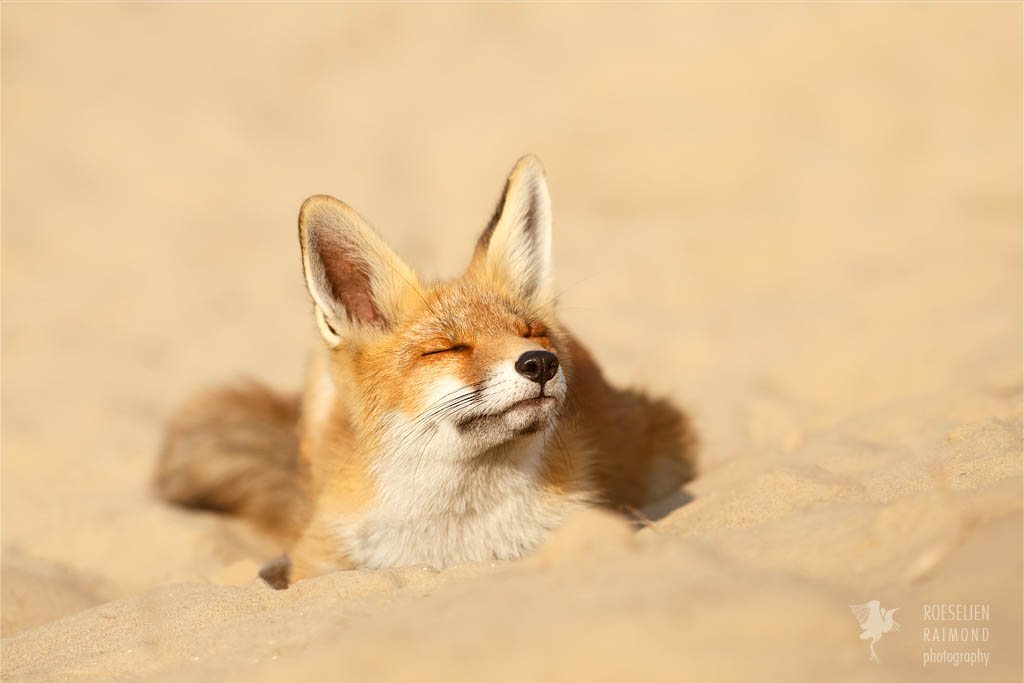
[298,195,421,344]
[470,155,553,303]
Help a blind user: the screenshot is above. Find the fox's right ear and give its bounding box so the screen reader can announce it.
[470,155,553,304]
[298,195,420,344]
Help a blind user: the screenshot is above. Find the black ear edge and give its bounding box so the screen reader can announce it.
[477,177,510,252]
[475,155,548,253]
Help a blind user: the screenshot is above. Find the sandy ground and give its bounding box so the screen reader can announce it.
[2,3,1021,681]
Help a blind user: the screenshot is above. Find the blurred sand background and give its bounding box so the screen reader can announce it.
[1,3,1021,681]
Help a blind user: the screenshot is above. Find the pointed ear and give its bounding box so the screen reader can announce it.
[298,195,420,343]
[469,155,553,302]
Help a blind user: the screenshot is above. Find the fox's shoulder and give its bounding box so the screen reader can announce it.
[557,333,698,510]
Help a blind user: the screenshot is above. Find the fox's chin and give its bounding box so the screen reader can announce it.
[455,396,558,445]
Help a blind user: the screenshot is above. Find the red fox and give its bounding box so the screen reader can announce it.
[156,156,696,586]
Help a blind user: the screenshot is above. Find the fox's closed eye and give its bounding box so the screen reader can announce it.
[421,345,470,357]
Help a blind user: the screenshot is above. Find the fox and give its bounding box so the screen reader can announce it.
[155,155,696,587]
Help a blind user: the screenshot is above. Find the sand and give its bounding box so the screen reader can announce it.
[2,3,1021,681]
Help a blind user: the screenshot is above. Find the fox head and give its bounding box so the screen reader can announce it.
[298,156,569,462]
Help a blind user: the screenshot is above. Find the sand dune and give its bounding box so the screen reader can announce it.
[2,4,1021,681]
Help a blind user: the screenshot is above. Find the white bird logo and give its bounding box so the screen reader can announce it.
[850,600,901,662]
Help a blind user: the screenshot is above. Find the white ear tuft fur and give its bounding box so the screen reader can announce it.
[474,155,554,302]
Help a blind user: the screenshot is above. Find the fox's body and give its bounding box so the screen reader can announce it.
[157,156,696,585]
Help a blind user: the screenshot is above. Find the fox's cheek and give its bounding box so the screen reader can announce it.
[395,359,482,417]
[409,375,482,420]
[411,354,487,389]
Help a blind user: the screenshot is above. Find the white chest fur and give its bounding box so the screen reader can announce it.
[336,428,582,569]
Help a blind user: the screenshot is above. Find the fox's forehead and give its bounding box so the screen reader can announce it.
[400,282,539,339]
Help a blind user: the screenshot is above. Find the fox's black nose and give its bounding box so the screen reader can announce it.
[515,350,559,385]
